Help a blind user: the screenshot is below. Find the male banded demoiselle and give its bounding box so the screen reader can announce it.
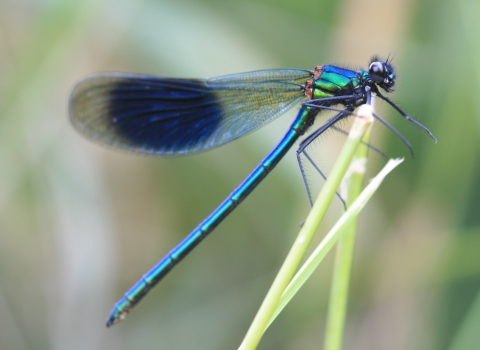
[68,57,437,327]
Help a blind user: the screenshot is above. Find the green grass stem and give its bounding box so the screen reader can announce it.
[266,158,404,329]
[448,286,480,350]
[238,105,374,350]
[323,114,372,350]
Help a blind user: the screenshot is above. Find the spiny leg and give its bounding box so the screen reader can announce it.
[297,109,354,153]
[302,94,361,110]
[297,88,418,208]
[330,125,388,159]
[296,109,354,207]
[375,89,437,143]
[297,89,370,208]
[371,111,415,158]
[299,122,390,208]
[304,90,414,157]
[301,149,347,208]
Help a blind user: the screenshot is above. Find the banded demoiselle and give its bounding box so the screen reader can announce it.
[68,57,437,327]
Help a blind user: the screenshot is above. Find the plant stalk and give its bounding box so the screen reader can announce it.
[323,109,373,350]
[238,105,374,350]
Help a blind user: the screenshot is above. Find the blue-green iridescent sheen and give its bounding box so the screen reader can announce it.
[311,65,362,99]
[105,107,316,326]
[68,63,380,327]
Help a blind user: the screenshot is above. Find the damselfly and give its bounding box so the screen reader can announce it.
[68,56,436,327]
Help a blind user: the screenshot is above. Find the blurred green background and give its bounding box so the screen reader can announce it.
[1,0,480,349]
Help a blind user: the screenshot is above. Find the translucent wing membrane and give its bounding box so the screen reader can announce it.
[69,70,310,155]
[68,60,438,328]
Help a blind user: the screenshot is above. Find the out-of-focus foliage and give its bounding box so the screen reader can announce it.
[0,0,479,349]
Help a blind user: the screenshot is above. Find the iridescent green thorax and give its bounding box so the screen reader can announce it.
[358,70,369,82]
[305,65,368,101]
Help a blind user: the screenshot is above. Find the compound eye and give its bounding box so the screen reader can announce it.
[369,61,385,83]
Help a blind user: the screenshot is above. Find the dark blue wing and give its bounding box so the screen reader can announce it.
[69,70,310,155]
